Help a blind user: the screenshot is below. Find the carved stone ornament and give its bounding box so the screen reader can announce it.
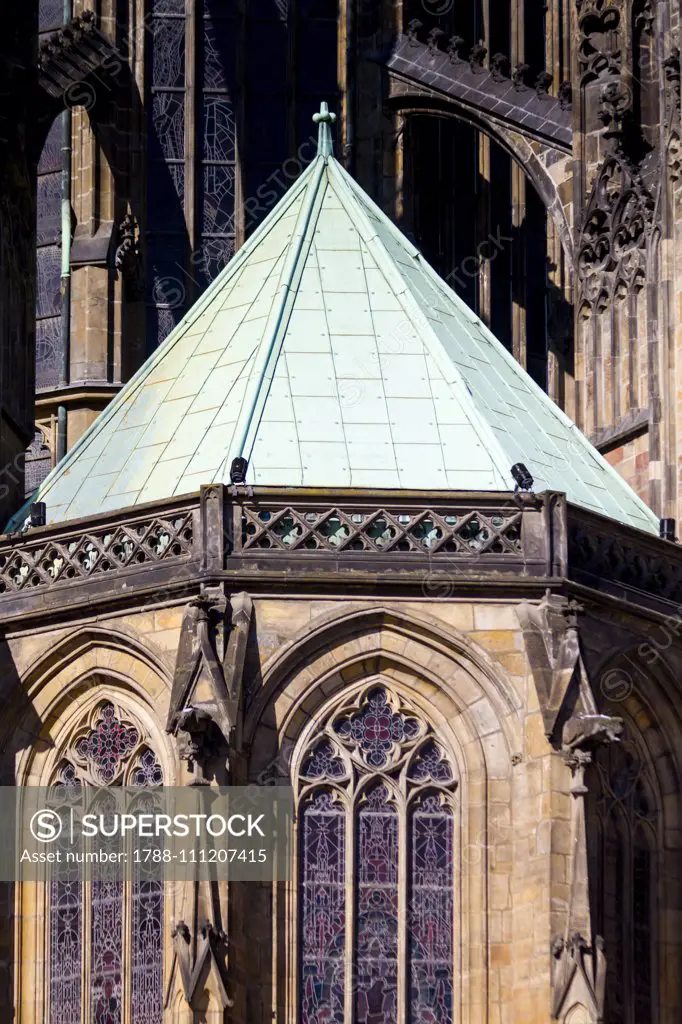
[577,0,622,82]
[165,919,231,1013]
[406,19,422,47]
[517,590,622,750]
[490,53,510,82]
[468,41,487,74]
[664,48,681,180]
[519,591,621,1022]
[577,154,653,312]
[597,77,632,146]
[427,27,444,57]
[114,213,144,300]
[551,933,607,1022]
[551,736,614,1022]
[512,62,530,90]
[558,80,573,111]
[447,35,465,64]
[38,9,123,102]
[535,71,553,99]
[166,587,253,778]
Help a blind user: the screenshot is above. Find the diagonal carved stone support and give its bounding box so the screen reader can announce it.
[551,723,620,1021]
[518,590,620,748]
[519,592,621,1021]
[551,747,609,1022]
[167,586,253,780]
[166,918,231,1018]
[38,10,122,101]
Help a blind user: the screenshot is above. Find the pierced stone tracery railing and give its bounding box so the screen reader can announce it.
[0,510,194,595]
[0,488,677,616]
[568,523,682,604]
[240,504,523,555]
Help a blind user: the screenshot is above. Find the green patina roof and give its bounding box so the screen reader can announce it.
[9,105,658,535]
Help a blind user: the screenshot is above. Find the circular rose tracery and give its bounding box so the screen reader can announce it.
[75,703,139,783]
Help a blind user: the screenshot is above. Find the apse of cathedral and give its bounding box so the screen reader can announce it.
[0,0,681,1022]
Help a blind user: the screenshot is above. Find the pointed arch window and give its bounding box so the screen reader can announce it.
[588,739,657,1024]
[297,686,457,1024]
[144,0,339,347]
[47,701,165,1024]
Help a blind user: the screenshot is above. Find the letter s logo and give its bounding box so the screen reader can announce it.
[30,809,63,843]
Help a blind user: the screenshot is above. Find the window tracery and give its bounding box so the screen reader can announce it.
[145,0,338,346]
[297,685,457,1024]
[47,700,164,1024]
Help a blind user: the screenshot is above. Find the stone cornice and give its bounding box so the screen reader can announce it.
[0,487,676,628]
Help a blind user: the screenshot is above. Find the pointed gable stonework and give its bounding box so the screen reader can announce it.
[9,106,658,535]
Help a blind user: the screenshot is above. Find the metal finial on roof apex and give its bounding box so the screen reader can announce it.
[312,101,337,158]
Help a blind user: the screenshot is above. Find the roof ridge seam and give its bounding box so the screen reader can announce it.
[417,253,657,524]
[5,162,321,532]
[221,159,329,475]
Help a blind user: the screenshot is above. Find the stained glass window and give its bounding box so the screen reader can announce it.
[356,784,399,1024]
[91,793,124,1024]
[145,0,337,346]
[47,703,164,1024]
[334,687,421,769]
[24,429,52,497]
[300,790,346,1024]
[588,738,656,1024]
[131,752,164,1024]
[35,116,63,390]
[297,686,457,1024]
[301,739,346,781]
[146,0,188,347]
[409,794,454,1024]
[39,0,64,33]
[49,762,82,1024]
[200,0,237,286]
[74,703,139,784]
[145,0,238,346]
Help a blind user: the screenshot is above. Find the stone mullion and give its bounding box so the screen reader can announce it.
[577,314,593,437]
[122,874,133,1024]
[287,0,296,161]
[626,292,637,417]
[544,0,564,93]
[607,297,617,427]
[343,794,355,1024]
[338,0,350,167]
[234,0,246,250]
[68,0,120,442]
[596,311,608,433]
[122,0,147,381]
[184,0,197,305]
[646,273,662,512]
[393,112,405,225]
[397,794,407,1024]
[662,167,681,520]
[511,161,526,369]
[82,867,93,1024]
[510,0,527,370]
[25,861,50,1023]
[477,3,492,324]
[98,0,118,230]
[382,0,402,215]
[510,0,523,66]
[546,220,566,411]
[476,135,492,325]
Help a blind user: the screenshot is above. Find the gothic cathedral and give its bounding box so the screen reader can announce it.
[0,1,681,1022]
